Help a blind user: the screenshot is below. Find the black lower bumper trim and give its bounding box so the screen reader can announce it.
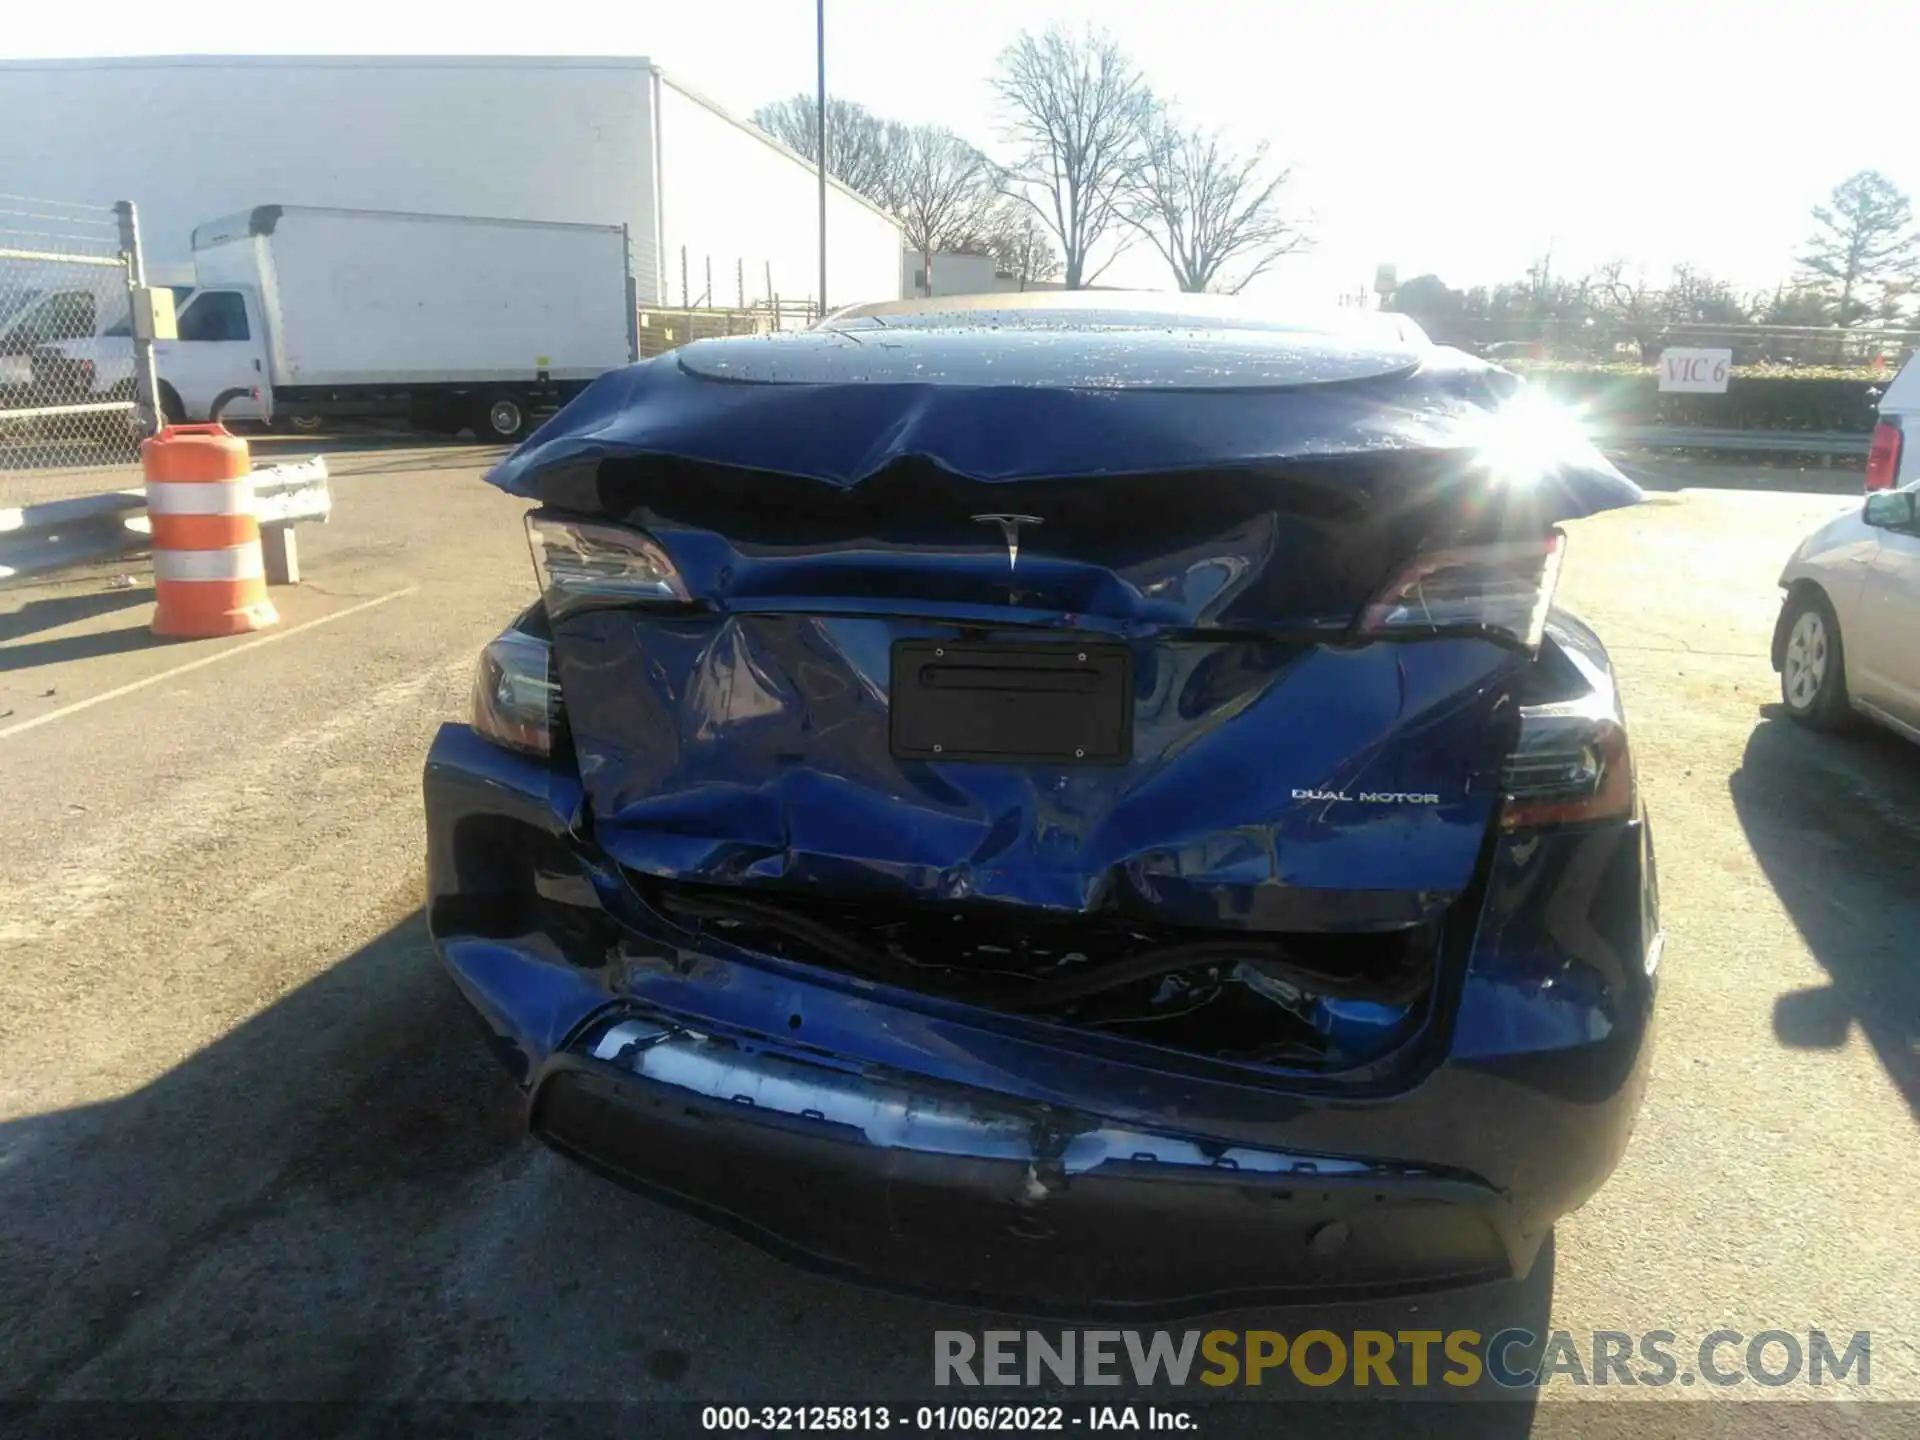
[530,1062,1517,1319]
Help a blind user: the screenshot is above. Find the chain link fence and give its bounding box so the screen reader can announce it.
[0,194,148,482]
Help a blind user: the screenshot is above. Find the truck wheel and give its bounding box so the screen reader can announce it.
[158,383,186,426]
[478,395,530,441]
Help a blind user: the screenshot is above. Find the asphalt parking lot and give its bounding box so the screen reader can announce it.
[1,443,1916,1435]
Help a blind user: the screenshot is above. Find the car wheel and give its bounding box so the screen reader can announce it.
[478,394,529,442]
[1779,590,1851,730]
[158,383,186,427]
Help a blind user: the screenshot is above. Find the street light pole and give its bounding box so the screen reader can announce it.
[816,0,828,320]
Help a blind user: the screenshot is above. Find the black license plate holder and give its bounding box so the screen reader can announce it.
[889,640,1133,765]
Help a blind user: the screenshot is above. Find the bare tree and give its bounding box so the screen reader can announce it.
[1662,264,1750,325]
[751,94,907,207]
[1798,169,1919,326]
[992,25,1153,288]
[891,126,1000,279]
[1128,114,1307,293]
[981,203,1061,287]
[1593,260,1663,358]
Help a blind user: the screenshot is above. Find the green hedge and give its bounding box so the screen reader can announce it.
[1508,362,1888,433]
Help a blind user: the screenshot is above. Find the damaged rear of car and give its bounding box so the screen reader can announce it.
[424,297,1660,1316]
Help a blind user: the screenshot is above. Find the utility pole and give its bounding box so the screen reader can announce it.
[816,0,828,320]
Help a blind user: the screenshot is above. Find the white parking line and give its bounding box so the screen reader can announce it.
[0,586,420,741]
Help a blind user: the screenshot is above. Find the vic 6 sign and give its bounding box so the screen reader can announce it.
[1658,347,1732,394]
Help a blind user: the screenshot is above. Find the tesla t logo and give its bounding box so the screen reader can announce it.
[972,513,1043,570]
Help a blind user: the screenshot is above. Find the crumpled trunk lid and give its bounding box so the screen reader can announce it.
[544,452,1559,934]
[493,323,1640,1065]
[558,603,1520,930]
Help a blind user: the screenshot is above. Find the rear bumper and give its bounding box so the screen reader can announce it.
[425,722,1659,1314]
[533,1023,1519,1317]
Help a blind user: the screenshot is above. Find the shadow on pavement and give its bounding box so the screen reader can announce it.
[1730,709,1920,1117]
[1,912,527,1405]
[0,910,1550,1433]
[0,586,153,645]
[0,618,165,673]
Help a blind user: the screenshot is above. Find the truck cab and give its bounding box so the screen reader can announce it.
[158,286,268,423]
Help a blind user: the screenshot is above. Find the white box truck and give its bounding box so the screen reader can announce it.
[50,205,637,440]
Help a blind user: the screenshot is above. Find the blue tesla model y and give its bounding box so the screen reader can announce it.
[423,293,1659,1316]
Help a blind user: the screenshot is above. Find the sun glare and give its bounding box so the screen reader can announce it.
[1475,390,1600,485]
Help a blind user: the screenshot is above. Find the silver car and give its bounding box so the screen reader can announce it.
[1774,481,1920,741]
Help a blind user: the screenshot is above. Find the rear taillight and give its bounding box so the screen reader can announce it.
[1498,710,1635,832]
[1359,531,1565,652]
[526,511,688,619]
[1865,421,1903,492]
[471,629,561,757]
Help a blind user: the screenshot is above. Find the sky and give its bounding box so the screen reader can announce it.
[7,0,1919,306]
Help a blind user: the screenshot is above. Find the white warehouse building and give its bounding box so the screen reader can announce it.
[0,54,904,312]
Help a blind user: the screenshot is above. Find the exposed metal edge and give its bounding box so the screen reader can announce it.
[577,1017,1394,1179]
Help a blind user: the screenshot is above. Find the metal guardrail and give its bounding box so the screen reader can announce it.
[0,456,330,587]
[1603,427,1870,458]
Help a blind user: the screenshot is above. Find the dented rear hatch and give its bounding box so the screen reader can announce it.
[488,309,1640,1067]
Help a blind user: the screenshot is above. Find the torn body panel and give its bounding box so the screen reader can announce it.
[566,611,1520,916]
[557,605,1517,1068]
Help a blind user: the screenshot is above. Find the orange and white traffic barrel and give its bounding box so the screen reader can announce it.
[141,423,280,638]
